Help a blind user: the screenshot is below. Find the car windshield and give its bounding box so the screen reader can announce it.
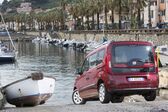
[112,45,154,65]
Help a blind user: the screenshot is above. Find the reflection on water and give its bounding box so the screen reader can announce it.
[0,41,85,105]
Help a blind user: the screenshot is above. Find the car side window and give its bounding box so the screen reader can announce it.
[89,53,97,69]
[82,58,89,72]
[97,49,105,65]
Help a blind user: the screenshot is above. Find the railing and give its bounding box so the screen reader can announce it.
[64,29,168,35]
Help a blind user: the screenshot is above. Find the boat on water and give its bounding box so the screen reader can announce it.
[2,72,56,107]
[0,42,15,63]
[0,13,17,64]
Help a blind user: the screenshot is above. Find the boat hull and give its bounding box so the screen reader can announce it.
[0,51,16,64]
[3,76,55,107]
[8,93,52,107]
[0,57,15,63]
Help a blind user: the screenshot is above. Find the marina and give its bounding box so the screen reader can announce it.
[0,41,85,107]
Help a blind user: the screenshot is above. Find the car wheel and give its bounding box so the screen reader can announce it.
[72,90,86,105]
[98,83,110,103]
[111,95,124,103]
[144,91,156,101]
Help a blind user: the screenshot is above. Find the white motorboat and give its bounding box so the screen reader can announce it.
[0,13,17,64]
[0,42,15,63]
[2,72,56,107]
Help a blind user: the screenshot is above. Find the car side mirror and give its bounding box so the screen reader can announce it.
[75,68,83,75]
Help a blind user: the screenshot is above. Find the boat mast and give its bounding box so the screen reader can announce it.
[0,12,16,51]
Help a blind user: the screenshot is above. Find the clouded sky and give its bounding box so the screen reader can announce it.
[0,0,3,4]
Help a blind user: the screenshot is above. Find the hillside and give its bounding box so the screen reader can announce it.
[0,0,74,12]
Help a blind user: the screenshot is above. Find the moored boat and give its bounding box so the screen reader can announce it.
[0,43,15,63]
[2,72,56,107]
[0,13,17,64]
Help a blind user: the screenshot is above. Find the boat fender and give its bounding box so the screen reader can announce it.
[31,72,44,80]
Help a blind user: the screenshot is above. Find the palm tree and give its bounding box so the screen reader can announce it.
[108,0,115,29]
[95,0,103,30]
[136,0,147,28]
[60,0,67,30]
[69,3,81,30]
[128,0,147,29]
[108,0,122,29]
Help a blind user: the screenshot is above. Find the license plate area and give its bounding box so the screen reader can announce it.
[128,77,145,81]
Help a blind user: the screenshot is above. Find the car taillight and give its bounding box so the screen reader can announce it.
[105,54,111,73]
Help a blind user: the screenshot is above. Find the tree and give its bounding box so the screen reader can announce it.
[1,0,8,12]
[95,0,103,30]
[136,0,147,28]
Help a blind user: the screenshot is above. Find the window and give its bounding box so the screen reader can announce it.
[160,10,165,16]
[97,49,105,65]
[151,10,154,18]
[112,45,154,64]
[89,53,97,68]
[82,58,89,72]
[111,45,155,73]
[155,1,157,5]
[161,0,164,3]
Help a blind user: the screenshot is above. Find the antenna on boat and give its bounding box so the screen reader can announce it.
[0,12,16,51]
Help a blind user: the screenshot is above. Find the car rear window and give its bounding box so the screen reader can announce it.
[112,45,154,64]
[111,45,155,73]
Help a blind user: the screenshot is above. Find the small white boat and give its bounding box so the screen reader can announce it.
[2,72,56,107]
[0,13,17,64]
[0,43,15,63]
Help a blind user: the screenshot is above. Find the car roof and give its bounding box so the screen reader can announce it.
[86,41,153,57]
[110,41,153,45]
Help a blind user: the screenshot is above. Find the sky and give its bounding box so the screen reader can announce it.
[0,0,3,4]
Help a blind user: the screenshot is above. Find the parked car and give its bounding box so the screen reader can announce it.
[72,41,159,104]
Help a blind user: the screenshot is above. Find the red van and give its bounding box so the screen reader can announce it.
[72,41,159,105]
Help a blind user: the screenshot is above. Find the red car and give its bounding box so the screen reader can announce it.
[72,41,159,104]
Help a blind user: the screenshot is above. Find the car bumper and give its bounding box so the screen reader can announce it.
[109,88,158,96]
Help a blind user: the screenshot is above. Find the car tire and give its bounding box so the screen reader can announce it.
[111,95,124,103]
[72,90,86,105]
[98,83,111,104]
[144,91,156,101]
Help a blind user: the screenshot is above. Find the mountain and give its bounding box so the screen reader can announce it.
[0,0,74,12]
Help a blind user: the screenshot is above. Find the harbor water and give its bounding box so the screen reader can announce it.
[0,41,86,106]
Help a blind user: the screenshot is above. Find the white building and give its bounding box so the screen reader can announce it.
[143,0,168,28]
[17,2,32,14]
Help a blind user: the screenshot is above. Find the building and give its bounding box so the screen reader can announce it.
[143,0,168,28]
[34,8,43,14]
[17,2,32,14]
[159,0,168,23]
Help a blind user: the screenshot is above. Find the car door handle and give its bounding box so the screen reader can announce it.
[86,77,89,80]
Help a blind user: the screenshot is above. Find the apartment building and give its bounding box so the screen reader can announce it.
[143,0,168,28]
[17,2,32,14]
[159,0,168,23]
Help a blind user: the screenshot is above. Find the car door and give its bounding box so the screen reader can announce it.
[78,58,90,98]
[84,53,98,98]
[86,49,106,97]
